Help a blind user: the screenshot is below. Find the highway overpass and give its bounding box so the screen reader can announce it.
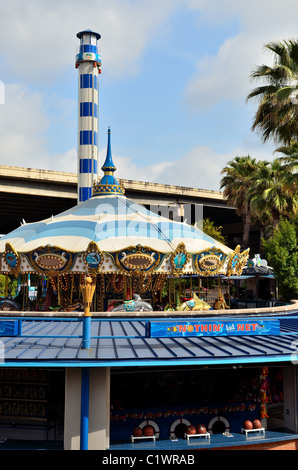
[0,165,245,248]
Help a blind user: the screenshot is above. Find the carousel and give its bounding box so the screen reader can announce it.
[0,129,249,314]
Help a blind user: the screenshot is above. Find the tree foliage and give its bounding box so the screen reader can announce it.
[262,217,298,301]
[0,275,18,298]
[220,155,259,248]
[202,218,227,245]
[248,158,298,229]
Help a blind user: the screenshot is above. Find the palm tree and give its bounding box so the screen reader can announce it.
[275,141,298,189]
[247,39,298,145]
[220,155,259,248]
[247,159,298,230]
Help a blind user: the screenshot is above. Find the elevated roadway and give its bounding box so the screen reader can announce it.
[0,165,242,244]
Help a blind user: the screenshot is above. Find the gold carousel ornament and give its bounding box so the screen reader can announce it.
[4,243,21,276]
[25,245,76,275]
[83,241,104,275]
[193,247,228,277]
[80,276,96,318]
[170,243,190,276]
[80,276,96,349]
[226,246,250,277]
[113,245,162,275]
[237,248,250,274]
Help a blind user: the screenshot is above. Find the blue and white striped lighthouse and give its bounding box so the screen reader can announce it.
[76,29,102,203]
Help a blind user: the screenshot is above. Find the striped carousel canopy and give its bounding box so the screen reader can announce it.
[0,130,249,277]
[0,193,232,254]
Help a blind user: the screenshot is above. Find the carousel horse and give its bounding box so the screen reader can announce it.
[0,298,21,311]
[214,296,230,310]
[64,301,83,312]
[178,293,211,311]
[111,294,153,312]
[213,283,230,310]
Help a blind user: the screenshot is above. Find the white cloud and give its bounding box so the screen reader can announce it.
[51,147,77,174]
[184,35,262,110]
[0,0,293,188]
[0,83,79,170]
[105,145,270,192]
[0,0,183,81]
[184,0,298,111]
[0,81,275,192]
[0,84,49,166]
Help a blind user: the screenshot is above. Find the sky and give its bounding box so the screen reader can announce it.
[0,0,298,191]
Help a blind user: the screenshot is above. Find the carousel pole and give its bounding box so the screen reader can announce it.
[123,275,127,300]
[5,274,8,298]
[57,275,60,306]
[22,275,25,310]
[70,274,74,304]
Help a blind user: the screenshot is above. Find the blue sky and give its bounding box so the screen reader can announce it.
[0,0,298,190]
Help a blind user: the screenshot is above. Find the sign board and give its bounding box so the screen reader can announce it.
[146,319,280,338]
[0,320,21,337]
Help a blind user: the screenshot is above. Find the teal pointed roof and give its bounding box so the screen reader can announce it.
[101,127,116,173]
[93,128,125,197]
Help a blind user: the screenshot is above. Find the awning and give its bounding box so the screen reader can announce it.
[221,275,255,280]
[1,314,298,368]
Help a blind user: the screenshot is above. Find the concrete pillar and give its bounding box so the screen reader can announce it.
[64,367,110,450]
[283,365,298,433]
[64,368,82,450]
[89,368,110,450]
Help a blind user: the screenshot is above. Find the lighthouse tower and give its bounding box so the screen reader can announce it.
[75,29,102,203]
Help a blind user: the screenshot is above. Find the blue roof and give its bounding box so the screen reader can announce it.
[1,313,298,367]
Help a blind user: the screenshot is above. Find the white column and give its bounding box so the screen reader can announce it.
[64,368,81,450]
[89,368,111,450]
[283,365,298,432]
[64,367,110,450]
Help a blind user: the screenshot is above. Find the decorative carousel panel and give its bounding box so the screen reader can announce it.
[24,245,76,275]
[20,255,33,273]
[83,241,104,275]
[154,255,171,273]
[68,253,88,274]
[238,248,250,274]
[226,246,250,277]
[193,247,228,276]
[0,254,9,273]
[100,253,120,274]
[111,244,164,274]
[170,243,191,276]
[4,243,21,275]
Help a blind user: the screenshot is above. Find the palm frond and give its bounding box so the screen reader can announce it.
[276,86,298,101]
[248,38,298,145]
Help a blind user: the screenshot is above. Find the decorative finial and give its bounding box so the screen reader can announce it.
[92,128,125,197]
[101,126,116,173]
